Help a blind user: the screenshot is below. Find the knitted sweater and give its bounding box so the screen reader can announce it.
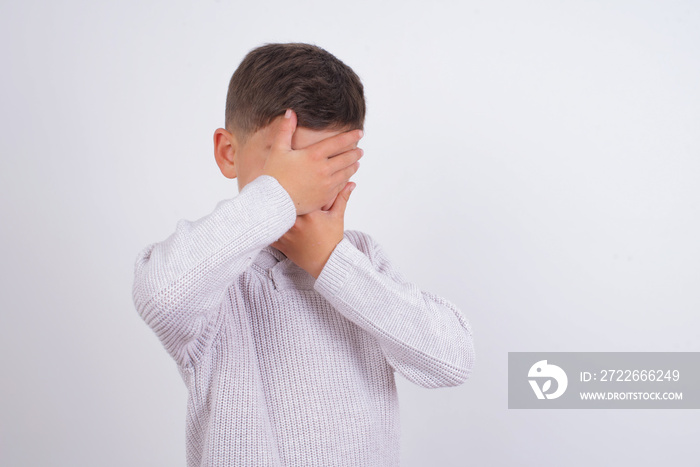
[132,174,475,466]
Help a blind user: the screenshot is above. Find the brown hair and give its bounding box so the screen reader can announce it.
[225,43,365,142]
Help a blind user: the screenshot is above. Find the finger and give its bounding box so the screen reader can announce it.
[322,182,346,211]
[272,108,297,151]
[329,160,360,188]
[327,147,363,175]
[330,182,355,215]
[307,128,363,159]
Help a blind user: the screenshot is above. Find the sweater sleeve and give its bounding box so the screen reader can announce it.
[313,230,475,388]
[132,175,297,368]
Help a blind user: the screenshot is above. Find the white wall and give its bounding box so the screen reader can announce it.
[1,1,698,465]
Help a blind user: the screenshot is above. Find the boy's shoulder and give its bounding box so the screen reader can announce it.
[340,229,405,281]
[342,229,382,258]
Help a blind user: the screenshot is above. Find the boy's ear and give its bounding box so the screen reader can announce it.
[213,128,238,179]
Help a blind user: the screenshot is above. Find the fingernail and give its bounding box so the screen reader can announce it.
[285,109,292,119]
[358,130,364,138]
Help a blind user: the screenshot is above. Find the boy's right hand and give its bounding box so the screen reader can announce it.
[261,109,364,216]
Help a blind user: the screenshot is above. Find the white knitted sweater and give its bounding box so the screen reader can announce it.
[132,175,475,466]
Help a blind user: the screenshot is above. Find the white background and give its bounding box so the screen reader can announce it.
[1,0,699,465]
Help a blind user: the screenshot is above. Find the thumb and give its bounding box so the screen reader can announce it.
[330,182,355,216]
[272,108,297,151]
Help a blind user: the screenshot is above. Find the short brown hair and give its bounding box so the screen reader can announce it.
[225,43,365,142]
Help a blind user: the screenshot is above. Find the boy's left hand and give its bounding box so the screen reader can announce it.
[271,181,356,279]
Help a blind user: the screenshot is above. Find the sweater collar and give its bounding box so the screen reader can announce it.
[253,245,287,270]
[264,245,288,262]
[253,245,316,290]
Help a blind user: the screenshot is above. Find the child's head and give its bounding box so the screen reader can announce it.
[226,42,365,142]
[214,42,365,189]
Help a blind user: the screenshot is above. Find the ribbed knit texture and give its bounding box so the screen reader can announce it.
[132,174,475,466]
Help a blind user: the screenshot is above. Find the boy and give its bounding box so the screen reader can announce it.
[132,43,475,467]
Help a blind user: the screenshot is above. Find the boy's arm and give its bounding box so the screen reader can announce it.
[133,109,363,368]
[313,230,475,389]
[132,175,296,367]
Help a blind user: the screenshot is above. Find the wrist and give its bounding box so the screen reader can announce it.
[310,237,342,279]
[307,252,329,280]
